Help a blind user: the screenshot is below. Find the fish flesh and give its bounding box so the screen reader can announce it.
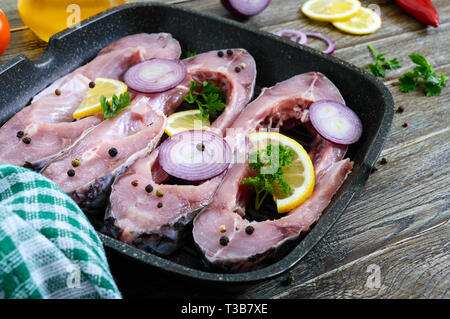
[106,150,225,254]
[41,97,167,216]
[0,33,181,167]
[105,49,257,254]
[33,33,182,102]
[192,72,354,272]
[138,48,257,132]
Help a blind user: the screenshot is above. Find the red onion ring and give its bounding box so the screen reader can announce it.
[275,29,308,45]
[124,59,187,94]
[309,100,362,145]
[159,130,232,182]
[275,29,335,54]
[303,31,335,55]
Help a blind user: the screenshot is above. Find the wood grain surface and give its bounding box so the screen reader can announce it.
[0,0,448,299]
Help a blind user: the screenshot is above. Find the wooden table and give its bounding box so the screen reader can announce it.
[1,0,448,299]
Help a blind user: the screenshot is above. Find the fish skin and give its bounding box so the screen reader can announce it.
[0,33,181,168]
[105,49,257,255]
[41,97,167,215]
[193,72,355,272]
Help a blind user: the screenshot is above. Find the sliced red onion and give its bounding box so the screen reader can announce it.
[309,100,362,145]
[303,31,335,55]
[159,130,232,182]
[275,29,308,45]
[123,59,187,93]
[221,0,271,17]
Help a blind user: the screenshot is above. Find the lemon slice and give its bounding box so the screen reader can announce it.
[301,0,361,22]
[332,7,382,35]
[73,78,128,119]
[165,110,211,136]
[248,132,315,213]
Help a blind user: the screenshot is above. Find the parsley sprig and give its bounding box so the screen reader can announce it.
[241,144,295,211]
[368,44,401,77]
[183,81,227,120]
[100,92,131,119]
[399,54,448,96]
[184,51,197,58]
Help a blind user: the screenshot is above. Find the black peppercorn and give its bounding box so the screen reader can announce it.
[219,236,229,246]
[22,137,31,144]
[245,225,255,235]
[89,81,96,89]
[55,89,61,96]
[145,184,153,193]
[131,180,139,187]
[217,51,224,57]
[196,143,205,152]
[235,66,241,73]
[16,131,24,138]
[157,202,163,208]
[108,147,118,157]
[396,106,404,113]
[402,122,408,128]
[380,157,388,165]
[227,49,233,56]
[67,169,75,177]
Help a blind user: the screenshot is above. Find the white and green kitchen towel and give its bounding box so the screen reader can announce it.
[0,164,121,299]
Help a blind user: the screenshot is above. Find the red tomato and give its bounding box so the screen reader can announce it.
[0,9,11,56]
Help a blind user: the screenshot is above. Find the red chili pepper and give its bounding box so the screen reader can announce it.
[395,0,439,27]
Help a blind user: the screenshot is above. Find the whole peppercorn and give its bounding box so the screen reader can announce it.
[131,180,139,187]
[89,81,96,89]
[217,51,224,57]
[219,236,229,246]
[396,106,404,113]
[71,159,80,167]
[283,274,295,286]
[156,189,164,197]
[227,49,233,56]
[157,202,163,208]
[245,225,255,235]
[67,169,75,177]
[402,122,408,128]
[219,225,227,233]
[55,89,61,96]
[16,131,24,138]
[145,184,154,193]
[22,137,31,144]
[108,147,118,157]
[196,143,205,152]
[380,157,388,165]
[235,66,241,73]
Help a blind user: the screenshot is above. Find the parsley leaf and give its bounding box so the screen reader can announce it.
[183,81,226,120]
[100,92,131,120]
[241,144,295,211]
[184,51,197,58]
[367,44,401,78]
[399,54,447,96]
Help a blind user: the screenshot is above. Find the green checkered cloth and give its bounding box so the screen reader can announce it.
[0,164,121,299]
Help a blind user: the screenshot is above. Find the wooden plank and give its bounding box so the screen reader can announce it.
[183,0,450,51]
[272,219,449,299]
